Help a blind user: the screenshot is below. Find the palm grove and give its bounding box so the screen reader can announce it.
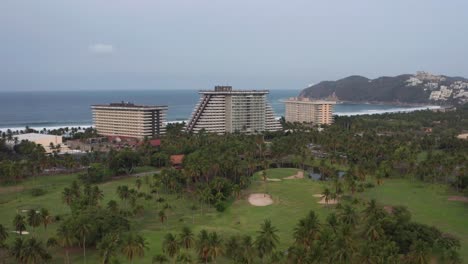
[0,105,466,263]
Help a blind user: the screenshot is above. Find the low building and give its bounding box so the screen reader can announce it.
[170,154,185,169]
[284,97,336,125]
[457,133,468,140]
[9,133,63,153]
[186,86,281,134]
[91,102,167,139]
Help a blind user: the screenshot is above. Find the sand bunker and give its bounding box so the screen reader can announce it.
[267,178,281,182]
[12,231,29,235]
[313,194,338,204]
[248,193,273,206]
[317,197,338,205]
[448,196,468,203]
[284,171,304,180]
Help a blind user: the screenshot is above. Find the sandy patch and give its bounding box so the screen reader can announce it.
[448,196,468,203]
[284,171,304,180]
[313,194,323,198]
[248,193,273,206]
[267,178,281,182]
[317,197,338,205]
[12,231,29,235]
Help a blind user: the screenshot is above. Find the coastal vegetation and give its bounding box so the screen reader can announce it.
[0,105,467,263]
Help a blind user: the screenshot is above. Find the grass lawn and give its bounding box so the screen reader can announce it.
[360,179,468,262]
[252,168,300,180]
[0,168,332,263]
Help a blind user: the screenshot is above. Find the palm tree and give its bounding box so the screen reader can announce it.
[208,232,224,263]
[39,208,53,230]
[75,220,91,264]
[97,233,121,264]
[339,205,359,226]
[107,200,119,213]
[27,209,41,236]
[46,237,59,248]
[152,253,169,264]
[176,252,194,264]
[159,210,167,225]
[121,233,147,264]
[10,237,24,263]
[255,219,279,263]
[232,184,241,200]
[13,214,26,235]
[117,185,130,208]
[162,233,179,259]
[405,240,431,264]
[239,235,256,264]
[293,210,321,249]
[321,188,331,205]
[195,230,210,263]
[62,187,74,206]
[16,237,51,264]
[135,178,142,190]
[225,235,240,261]
[0,224,8,243]
[179,227,194,250]
[57,224,75,264]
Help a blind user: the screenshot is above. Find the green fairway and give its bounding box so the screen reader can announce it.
[252,167,300,180]
[0,168,331,263]
[360,179,468,262]
[2,170,466,263]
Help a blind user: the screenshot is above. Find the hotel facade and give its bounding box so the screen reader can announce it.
[284,97,336,125]
[91,102,167,139]
[187,86,281,134]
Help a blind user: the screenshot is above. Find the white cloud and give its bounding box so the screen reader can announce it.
[88,43,115,54]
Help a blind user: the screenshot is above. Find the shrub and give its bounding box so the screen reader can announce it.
[215,202,226,212]
[30,188,46,197]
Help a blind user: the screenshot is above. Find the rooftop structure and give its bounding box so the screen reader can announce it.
[187,86,281,134]
[284,97,336,125]
[91,102,167,139]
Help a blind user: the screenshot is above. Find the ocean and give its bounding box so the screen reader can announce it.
[0,90,439,131]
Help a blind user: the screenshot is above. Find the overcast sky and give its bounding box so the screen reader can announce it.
[1,0,468,91]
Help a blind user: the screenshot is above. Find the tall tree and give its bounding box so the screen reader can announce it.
[13,214,26,235]
[162,233,179,259]
[179,227,194,250]
[121,233,147,264]
[26,209,41,236]
[255,219,279,263]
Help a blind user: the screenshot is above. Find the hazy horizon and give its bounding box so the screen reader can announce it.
[2,0,468,91]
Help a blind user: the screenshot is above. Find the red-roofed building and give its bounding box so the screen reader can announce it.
[170,155,185,169]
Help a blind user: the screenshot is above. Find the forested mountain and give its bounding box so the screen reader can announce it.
[299,72,468,105]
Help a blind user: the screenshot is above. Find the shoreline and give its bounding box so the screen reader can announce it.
[0,104,443,133]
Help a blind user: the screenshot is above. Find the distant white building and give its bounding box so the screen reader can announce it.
[284,97,336,125]
[9,133,63,153]
[429,91,442,100]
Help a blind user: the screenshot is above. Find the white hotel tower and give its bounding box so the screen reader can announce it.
[187,86,281,134]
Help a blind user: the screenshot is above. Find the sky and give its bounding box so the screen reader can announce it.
[1,0,468,91]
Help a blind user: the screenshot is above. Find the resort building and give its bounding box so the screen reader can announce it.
[284,97,336,125]
[187,86,281,134]
[7,133,63,153]
[91,102,167,139]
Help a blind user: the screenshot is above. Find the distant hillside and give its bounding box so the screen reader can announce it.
[299,72,468,105]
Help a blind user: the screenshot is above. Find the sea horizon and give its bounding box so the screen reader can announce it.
[0,89,440,132]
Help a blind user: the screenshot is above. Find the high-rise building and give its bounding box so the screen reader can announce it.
[187,86,281,134]
[91,102,167,139]
[284,97,336,125]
